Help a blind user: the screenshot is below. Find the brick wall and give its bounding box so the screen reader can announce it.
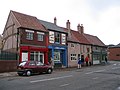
[108,47,120,61]
[0,60,18,73]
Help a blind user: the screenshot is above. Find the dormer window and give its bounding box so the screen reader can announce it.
[26,30,34,40]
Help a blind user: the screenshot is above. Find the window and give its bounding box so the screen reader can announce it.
[26,32,33,40]
[30,52,44,63]
[49,31,54,43]
[55,32,60,44]
[37,32,44,41]
[54,50,60,61]
[61,34,66,44]
[87,48,90,53]
[38,34,43,41]
[71,54,77,60]
[71,43,75,47]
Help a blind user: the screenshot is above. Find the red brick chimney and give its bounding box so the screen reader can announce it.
[77,24,84,34]
[77,24,81,33]
[81,24,84,34]
[66,20,71,37]
[54,17,57,25]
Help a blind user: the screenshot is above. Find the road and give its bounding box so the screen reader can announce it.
[0,61,120,90]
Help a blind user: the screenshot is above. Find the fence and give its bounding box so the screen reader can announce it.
[0,51,17,60]
[0,60,17,73]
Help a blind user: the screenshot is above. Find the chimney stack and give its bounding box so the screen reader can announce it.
[54,17,57,25]
[66,20,71,37]
[77,24,84,34]
[66,20,70,30]
[77,24,81,33]
[81,24,84,34]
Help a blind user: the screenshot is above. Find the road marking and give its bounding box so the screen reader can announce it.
[116,86,120,90]
[94,69,106,73]
[30,75,73,83]
[93,77,98,80]
[60,83,70,87]
[85,71,94,75]
[85,69,106,75]
[112,67,120,69]
[113,64,117,65]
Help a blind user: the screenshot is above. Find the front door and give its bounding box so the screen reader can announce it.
[22,52,28,61]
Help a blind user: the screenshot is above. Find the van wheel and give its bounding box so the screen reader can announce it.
[47,69,52,74]
[26,70,32,76]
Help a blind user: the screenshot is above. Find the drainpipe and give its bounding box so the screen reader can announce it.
[16,28,19,65]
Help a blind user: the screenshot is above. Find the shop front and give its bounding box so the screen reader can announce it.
[48,45,67,68]
[19,46,48,64]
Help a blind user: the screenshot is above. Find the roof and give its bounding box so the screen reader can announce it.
[83,34,105,46]
[11,10,47,32]
[62,27,105,46]
[72,30,90,44]
[63,28,79,43]
[39,20,67,33]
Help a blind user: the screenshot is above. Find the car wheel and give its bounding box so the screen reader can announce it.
[26,70,32,76]
[47,68,52,74]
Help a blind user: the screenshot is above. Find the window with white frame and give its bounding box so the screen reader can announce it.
[37,32,44,41]
[71,54,77,60]
[49,31,54,43]
[61,34,66,45]
[26,30,34,40]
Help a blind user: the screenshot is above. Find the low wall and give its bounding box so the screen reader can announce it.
[0,60,18,73]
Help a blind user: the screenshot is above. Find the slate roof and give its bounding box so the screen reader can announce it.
[11,10,47,32]
[39,20,67,33]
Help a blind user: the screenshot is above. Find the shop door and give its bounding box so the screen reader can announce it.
[54,51,60,62]
[22,52,28,61]
[39,53,44,63]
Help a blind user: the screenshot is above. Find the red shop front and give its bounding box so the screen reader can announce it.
[19,46,48,64]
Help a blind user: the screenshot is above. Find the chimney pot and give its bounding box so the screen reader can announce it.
[54,17,57,25]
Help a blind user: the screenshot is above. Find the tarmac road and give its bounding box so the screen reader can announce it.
[0,61,120,90]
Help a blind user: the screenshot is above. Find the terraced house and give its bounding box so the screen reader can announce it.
[2,11,49,64]
[63,20,107,67]
[2,10,107,69]
[39,18,68,68]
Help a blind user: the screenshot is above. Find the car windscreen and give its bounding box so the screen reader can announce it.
[19,62,26,66]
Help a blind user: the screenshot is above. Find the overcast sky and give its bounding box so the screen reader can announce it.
[0,0,120,45]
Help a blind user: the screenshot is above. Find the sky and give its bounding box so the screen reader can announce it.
[0,0,120,45]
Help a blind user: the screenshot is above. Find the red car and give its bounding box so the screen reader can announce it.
[17,61,53,76]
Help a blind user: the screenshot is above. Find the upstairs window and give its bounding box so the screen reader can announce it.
[37,32,44,41]
[55,32,60,44]
[26,30,34,40]
[38,34,43,41]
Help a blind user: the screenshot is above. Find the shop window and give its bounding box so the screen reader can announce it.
[55,32,60,44]
[30,52,44,63]
[71,54,77,61]
[54,51,60,61]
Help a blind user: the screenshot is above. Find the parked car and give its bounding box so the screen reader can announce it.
[17,61,53,76]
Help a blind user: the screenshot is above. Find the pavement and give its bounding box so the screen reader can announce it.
[0,61,113,78]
